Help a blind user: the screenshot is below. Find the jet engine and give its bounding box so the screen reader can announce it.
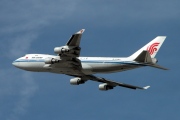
[70,77,85,85]
[99,83,114,91]
[44,58,60,64]
[54,46,70,54]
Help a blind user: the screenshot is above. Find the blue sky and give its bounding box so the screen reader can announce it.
[0,0,180,120]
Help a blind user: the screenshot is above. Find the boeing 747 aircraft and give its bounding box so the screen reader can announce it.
[12,29,167,91]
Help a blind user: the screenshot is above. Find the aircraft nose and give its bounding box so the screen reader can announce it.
[12,60,19,68]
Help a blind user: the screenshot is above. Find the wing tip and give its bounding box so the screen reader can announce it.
[143,86,150,90]
[76,29,85,34]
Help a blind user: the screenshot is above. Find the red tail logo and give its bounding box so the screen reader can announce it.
[147,42,160,55]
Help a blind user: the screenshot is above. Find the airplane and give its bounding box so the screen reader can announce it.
[12,29,168,91]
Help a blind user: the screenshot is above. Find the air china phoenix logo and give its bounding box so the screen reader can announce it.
[147,42,160,55]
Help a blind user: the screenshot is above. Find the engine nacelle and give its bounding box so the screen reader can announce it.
[152,58,158,64]
[70,77,85,85]
[44,58,60,64]
[99,83,114,91]
[54,46,70,54]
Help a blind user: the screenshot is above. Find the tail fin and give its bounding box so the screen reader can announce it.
[130,36,166,59]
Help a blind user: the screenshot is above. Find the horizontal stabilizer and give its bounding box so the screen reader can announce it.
[134,50,152,63]
[147,64,168,70]
[134,50,168,70]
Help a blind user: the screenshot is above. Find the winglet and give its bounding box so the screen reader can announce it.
[76,29,85,34]
[143,86,150,90]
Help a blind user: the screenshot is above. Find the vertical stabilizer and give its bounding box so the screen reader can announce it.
[130,36,166,58]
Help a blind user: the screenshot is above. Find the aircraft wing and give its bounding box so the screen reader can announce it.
[54,29,85,58]
[86,75,150,90]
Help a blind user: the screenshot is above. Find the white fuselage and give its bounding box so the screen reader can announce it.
[12,54,142,76]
